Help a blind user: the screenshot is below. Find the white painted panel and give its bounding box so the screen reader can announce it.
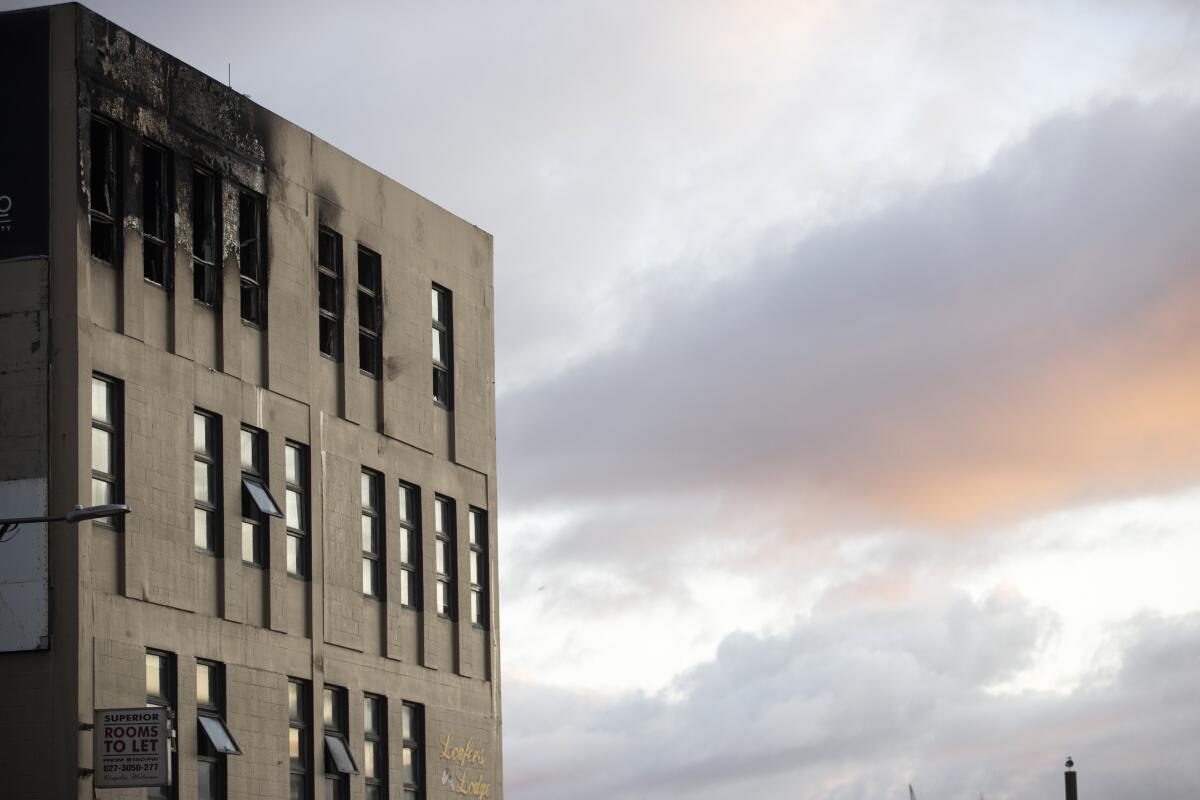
[0,477,48,651]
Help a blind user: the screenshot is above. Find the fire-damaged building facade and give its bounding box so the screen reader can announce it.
[0,5,501,799]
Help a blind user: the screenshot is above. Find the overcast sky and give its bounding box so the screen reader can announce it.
[13,1,1200,797]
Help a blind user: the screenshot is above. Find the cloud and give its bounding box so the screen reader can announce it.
[503,599,1200,800]
[501,98,1200,528]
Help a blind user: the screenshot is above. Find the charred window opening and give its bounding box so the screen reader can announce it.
[143,143,172,287]
[192,167,220,306]
[89,116,118,263]
[317,227,344,360]
[239,191,267,327]
[357,246,382,377]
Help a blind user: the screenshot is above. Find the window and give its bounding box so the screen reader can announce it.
[398,482,420,609]
[361,470,383,599]
[289,679,312,800]
[197,660,241,800]
[193,167,220,306]
[239,190,267,327]
[285,442,309,579]
[468,508,488,628]
[194,410,220,553]
[241,425,282,566]
[146,650,176,800]
[434,496,455,618]
[401,703,423,800]
[89,116,118,263]
[357,246,383,377]
[323,685,358,799]
[431,285,452,407]
[143,142,172,286]
[364,695,387,800]
[317,227,343,359]
[90,374,122,529]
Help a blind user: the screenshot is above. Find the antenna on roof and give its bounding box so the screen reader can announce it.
[227,62,231,88]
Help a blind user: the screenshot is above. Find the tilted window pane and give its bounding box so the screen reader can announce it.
[198,715,241,755]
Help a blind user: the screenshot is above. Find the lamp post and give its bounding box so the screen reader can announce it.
[1064,757,1077,800]
[0,503,131,540]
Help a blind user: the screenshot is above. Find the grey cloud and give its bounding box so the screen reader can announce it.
[500,99,1200,527]
[504,600,1200,800]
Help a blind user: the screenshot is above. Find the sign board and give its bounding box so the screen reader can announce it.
[93,707,173,789]
[0,9,50,260]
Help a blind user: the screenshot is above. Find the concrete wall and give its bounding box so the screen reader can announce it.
[0,5,501,798]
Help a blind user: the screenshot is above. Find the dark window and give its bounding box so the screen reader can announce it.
[431,285,452,407]
[289,679,313,800]
[323,685,358,799]
[401,703,424,800]
[146,650,177,800]
[193,167,220,306]
[194,410,220,553]
[468,508,488,628]
[364,695,387,800]
[285,442,310,579]
[361,470,383,599]
[89,116,118,263]
[398,482,420,609]
[90,374,122,529]
[317,227,343,360]
[357,246,383,377]
[239,191,267,327]
[434,496,455,618]
[241,425,282,566]
[197,660,241,800]
[143,142,172,286]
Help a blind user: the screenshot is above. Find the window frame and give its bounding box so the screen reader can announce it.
[192,165,220,307]
[361,469,384,599]
[142,140,172,287]
[238,189,268,328]
[363,694,387,800]
[240,425,282,567]
[398,482,421,610]
[289,678,313,800]
[193,409,220,554]
[401,703,424,800]
[434,495,456,619]
[431,284,453,408]
[468,508,488,629]
[196,659,240,800]
[89,114,119,264]
[323,684,358,799]
[317,226,344,361]
[285,441,310,580]
[357,245,383,378]
[146,649,177,800]
[90,373,123,530]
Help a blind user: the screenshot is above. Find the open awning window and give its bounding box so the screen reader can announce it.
[325,733,359,775]
[242,477,283,518]
[199,715,242,756]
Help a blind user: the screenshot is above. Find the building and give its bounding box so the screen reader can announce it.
[0,5,501,799]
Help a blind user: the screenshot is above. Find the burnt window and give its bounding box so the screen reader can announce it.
[434,495,456,619]
[192,167,220,306]
[240,425,282,566]
[468,508,489,628]
[323,685,358,799]
[91,374,123,529]
[285,442,310,580]
[317,227,343,360]
[89,116,118,263]
[357,246,382,377]
[289,679,313,800]
[197,660,241,800]
[143,142,172,286]
[194,410,220,554]
[239,191,267,327]
[361,469,383,599]
[398,482,420,610]
[432,285,453,407]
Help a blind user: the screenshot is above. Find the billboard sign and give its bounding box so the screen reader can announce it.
[94,707,173,789]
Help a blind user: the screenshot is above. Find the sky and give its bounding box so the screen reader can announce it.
[11,0,1200,797]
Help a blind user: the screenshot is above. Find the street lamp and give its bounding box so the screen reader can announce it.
[0,503,132,541]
